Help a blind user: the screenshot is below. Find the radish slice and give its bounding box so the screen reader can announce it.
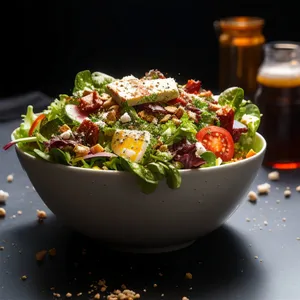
[65,104,89,123]
[83,152,117,160]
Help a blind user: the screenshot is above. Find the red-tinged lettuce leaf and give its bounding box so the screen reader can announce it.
[169,138,205,169]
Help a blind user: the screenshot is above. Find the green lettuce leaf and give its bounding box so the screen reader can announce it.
[200,151,217,168]
[218,87,244,111]
[161,113,197,145]
[43,94,69,122]
[73,70,115,97]
[13,105,36,139]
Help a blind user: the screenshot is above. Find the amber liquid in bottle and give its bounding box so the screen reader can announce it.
[217,17,265,100]
[254,46,300,169]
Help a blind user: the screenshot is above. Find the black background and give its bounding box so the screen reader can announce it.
[1,0,299,98]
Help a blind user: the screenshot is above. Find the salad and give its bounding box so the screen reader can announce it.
[3,69,261,193]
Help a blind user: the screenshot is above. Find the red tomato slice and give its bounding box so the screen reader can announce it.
[196,125,234,161]
[167,97,187,106]
[28,114,46,136]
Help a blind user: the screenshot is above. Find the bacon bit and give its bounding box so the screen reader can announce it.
[59,124,71,133]
[246,149,256,158]
[79,91,102,114]
[216,105,234,134]
[168,97,187,106]
[199,90,213,97]
[77,119,100,146]
[36,249,47,261]
[184,79,201,94]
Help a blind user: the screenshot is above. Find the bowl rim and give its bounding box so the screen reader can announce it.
[11,127,267,174]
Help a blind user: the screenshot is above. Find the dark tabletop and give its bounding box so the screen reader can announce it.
[1,119,300,300]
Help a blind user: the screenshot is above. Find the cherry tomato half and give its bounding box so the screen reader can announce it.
[28,114,46,136]
[196,125,234,161]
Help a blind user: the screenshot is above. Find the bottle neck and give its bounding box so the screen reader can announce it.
[264,42,300,64]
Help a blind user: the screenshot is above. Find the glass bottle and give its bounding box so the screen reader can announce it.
[214,16,265,100]
[254,42,300,169]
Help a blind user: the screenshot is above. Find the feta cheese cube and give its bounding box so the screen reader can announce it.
[120,112,132,123]
[106,78,179,106]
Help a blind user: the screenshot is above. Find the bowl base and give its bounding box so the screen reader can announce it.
[106,239,196,254]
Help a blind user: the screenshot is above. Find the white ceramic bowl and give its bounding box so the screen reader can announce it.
[13,131,266,253]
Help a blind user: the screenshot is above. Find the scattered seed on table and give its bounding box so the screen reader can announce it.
[53,293,61,298]
[264,221,268,226]
[6,174,14,182]
[284,190,291,197]
[246,218,251,222]
[268,171,279,181]
[248,191,258,202]
[36,250,47,261]
[37,210,47,220]
[48,248,56,256]
[0,208,6,218]
[296,186,300,192]
[282,217,286,222]
[185,272,193,279]
[276,200,280,204]
[66,292,72,298]
[0,190,9,203]
[257,183,271,194]
[17,210,22,215]
[0,246,4,250]
[254,256,259,259]
[182,297,189,300]
[77,292,82,296]
[94,293,100,299]
[297,237,300,241]
[21,275,27,281]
